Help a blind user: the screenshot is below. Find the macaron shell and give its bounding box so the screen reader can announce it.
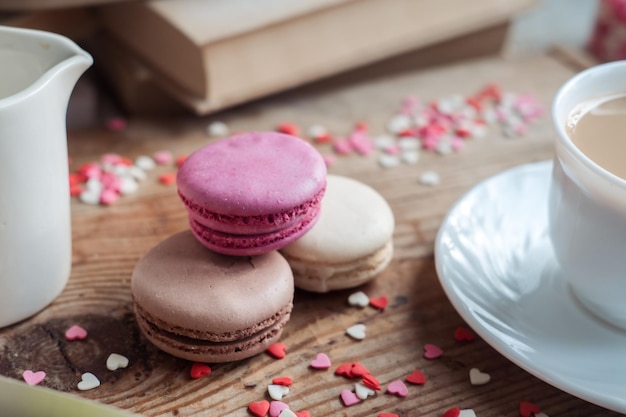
[281,175,395,263]
[131,231,294,337]
[177,132,327,218]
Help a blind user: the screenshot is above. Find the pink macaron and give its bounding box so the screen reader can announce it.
[177,131,327,255]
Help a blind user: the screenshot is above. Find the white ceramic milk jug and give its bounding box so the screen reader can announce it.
[0,26,92,327]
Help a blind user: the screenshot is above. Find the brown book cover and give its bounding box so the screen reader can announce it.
[96,0,536,115]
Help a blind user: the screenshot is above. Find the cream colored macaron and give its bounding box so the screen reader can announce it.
[280,174,395,292]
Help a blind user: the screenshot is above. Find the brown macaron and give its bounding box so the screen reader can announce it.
[131,230,294,363]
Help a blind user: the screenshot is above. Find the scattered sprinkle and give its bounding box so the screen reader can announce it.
[278,409,297,417]
[386,380,408,398]
[153,150,173,165]
[276,122,300,136]
[442,407,461,417]
[267,342,287,359]
[77,372,100,391]
[106,353,129,371]
[369,295,388,310]
[268,384,289,400]
[272,376,293,386]
[207,121,229,137]
[346,323,366,341]
[348,291,370,308]
[190,363,212,379]
[176,154,188,168]
[459,410,477,417]
[379,413,399,417]
[248,400,270,417]
[135,155,156,171]
[64,325,88,341]
[361,373,381,391]
[454,327,475,342]
[405,369,426,385]
[423,343,443,359]
[22,370,46,386]
[340,389,361,407]
[309,352,331,369]
[158,172,177,185]
[269,400,289,417]
[468,368,490,386]
[355,382,376,400]
[419,171,440,186]
[105,117,127,132]
[519,402,541,417]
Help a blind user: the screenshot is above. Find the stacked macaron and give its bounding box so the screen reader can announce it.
[131,132,327,363]
[131,131,395,363]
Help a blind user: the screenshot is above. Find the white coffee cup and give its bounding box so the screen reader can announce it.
[0,27,92,328]
[550,61,626,329]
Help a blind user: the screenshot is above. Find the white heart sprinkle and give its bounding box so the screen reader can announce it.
[128,166,147,181]
[278,409,297,417]
[268,384,289,400]
[207,121,229,137]
[77,372,100,391]
[374,134,395,149]
[469,368,490,386]
[459,409,477,417]
[135,155,156,171]
[355,382,375,400]
[419,171,440,186]
[79,190,100,205]
[378,154,400,169]
[348,291,369,308]
[106,353,129,371]
[386,114,411,134]
[534,413,550,417]
[401,150,420,165]
[119,177,138,195]
[307,124,327,139]
[346,324,366,340]
[397,137,420,150]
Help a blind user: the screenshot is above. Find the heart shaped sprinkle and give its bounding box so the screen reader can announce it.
[361,373,381,391]
[106,353,129,371]
[65,325,88,341]
[190,363,212,379]
[268,384,289,401]
[348,291,370,307]
[406,369,426,385]
[340,389,361,407]
[355,382,376,400]
[454,327,475,342]
[519,402,541,417]
[272,376,293,386]
[423,343,443,359]
[310,353,331,369]
[22,370,46,386]
[469,368,490,386]
[386,380,408,398]
[459,410,477,417]
[379,414,399,417]
[267,343,287,359]
[534,413,549,417]
[248,400,270,417]
[335,363,353,377]
[269,401,289,417]
[442,407,461,417]
[278,410,297,417]
[346,324,366,340]
[77,372,100,391]
[350,362,371,377]
[369,295,388,310]
[295,411,310,417]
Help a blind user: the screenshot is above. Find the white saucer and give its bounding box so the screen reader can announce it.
[435,160,626,414]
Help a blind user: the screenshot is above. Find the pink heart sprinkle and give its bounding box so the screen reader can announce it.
[269,400,289,417]
[340,389,361,407]
[386,380,408,398]
[22,370,46,386]
[65,325,88,340]
[310,352,331,369]
[423,343,443,359]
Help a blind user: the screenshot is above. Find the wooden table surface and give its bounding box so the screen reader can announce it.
[0,52,619,417]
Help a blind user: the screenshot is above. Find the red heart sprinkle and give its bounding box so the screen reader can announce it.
[350,362,370,377]
[442,407,460,417]
[406,369,426,385]
[267,343,287,359]
[362,373,381,391]
[335,363,353,377]
[295,411,310,417]
[190,363,211,379]
[519,402,541,417]
[272,376,293,386]
[379,414,399,417]
[277,122,300,136]
[369,295,388,310]
[248,400,270,417]
[454,326,475,342]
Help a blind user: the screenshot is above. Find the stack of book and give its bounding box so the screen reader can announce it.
[2,0,537,116]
